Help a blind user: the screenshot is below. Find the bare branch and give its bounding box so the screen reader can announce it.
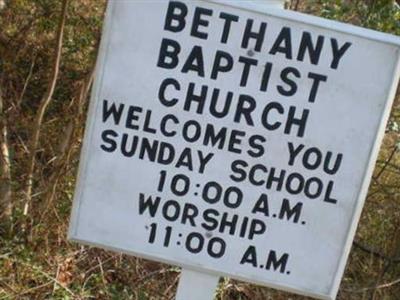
[373,145,398,181]
[23,0,69,217]
[0,85,12,219]
[38,66,95,224]
[17,55,36,107]
[344,277,400,293]
[353,240,400,263]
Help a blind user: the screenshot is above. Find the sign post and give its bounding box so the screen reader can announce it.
[176,269,220,300]
[69,0,400,299]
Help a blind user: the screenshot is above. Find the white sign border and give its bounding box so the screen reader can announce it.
[68,1,400,299]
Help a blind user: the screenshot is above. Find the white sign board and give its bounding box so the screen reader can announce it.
[69,1,400,299]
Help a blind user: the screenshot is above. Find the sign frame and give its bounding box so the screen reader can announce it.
[68,1,400,299]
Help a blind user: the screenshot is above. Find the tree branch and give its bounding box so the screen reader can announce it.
[23,0,69,217]
[353,240,400,263]
[0,85,12,219]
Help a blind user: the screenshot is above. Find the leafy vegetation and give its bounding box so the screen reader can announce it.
[0,0,399,299]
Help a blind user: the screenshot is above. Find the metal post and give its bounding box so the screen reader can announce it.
[175,269,220,300]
